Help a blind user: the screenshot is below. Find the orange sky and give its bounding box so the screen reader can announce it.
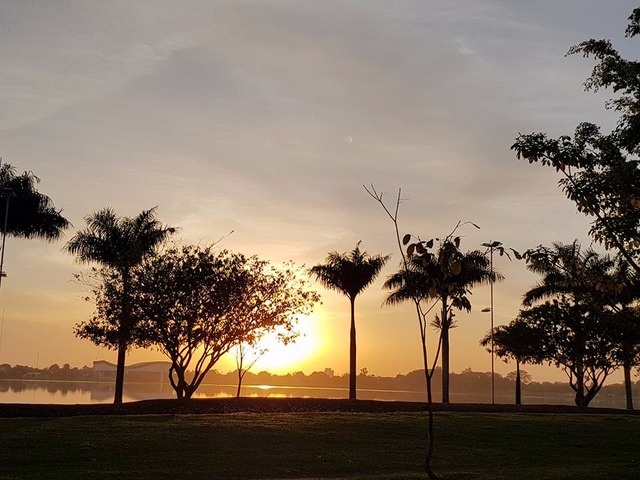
[0,1,636,385]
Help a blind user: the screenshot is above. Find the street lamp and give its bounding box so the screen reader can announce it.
[481,306,494,404]
[481,240,501,405]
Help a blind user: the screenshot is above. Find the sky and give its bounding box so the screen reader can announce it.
[0,0,637,383]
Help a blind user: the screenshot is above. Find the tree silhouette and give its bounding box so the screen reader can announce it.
[480,321,543,405]
[601,258,640,410]
[133,246,318,399]
[310,242,390,400]
[66,207,174,403]
[385,232,497,404]
[520,241,626,407]
[512,8,640,274]
[515,298,619,407]
[0,162,70,285]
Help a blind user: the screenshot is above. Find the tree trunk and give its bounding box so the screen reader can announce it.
[237,370,243,398]
[113,267,131,405]
[624,360,634,411]
[441,298,449,405]
[417,305,440,480]
[515,360,521,406]
[349,296,357,401]
[113,340,126,404]
[574,368,587,407]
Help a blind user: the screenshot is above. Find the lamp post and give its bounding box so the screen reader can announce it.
[481,306,493,403]
[481,240,501,405]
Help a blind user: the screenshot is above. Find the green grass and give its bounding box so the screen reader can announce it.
[0,412,639,479]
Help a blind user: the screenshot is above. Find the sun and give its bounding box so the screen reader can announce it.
[248,314,321,374]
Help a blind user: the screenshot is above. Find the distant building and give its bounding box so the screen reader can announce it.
[92,360,171,383]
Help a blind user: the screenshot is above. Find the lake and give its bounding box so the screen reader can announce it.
[0,379,630,408]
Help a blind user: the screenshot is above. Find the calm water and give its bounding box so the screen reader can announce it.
[0,379,628,408]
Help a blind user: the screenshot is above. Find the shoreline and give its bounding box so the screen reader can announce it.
[1,396,638,418]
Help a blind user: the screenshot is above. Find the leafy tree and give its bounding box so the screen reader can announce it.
[602,258,640,410]
[480,321,543,405]
[385,227,497,404]
[519,241,632,407]
[515,298,619,407]
[512,8,640,274]
[134,246,318,399]
[66,207,174,403]
[523,241,640,409]
[310,242,390,400]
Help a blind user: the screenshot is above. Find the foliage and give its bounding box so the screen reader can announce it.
[521,241,640,408]
[65,207,175,272]
[511,8,640,274]
[68,207,174,403]
[0,162,70,241]
[515,299,620,407]
[385,223,499,405]
[133,245,319,399]
[310,242,390,301]
[480,322,544,366]
[516,241,637,407]
[74,267,150,350]
[310,242,390,401]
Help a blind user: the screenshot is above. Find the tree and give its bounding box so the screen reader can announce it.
[0,161,70,286]
[515,298,619,407]
[512,8,640,274]
[385,227,497,404]
[523,241,640,409]
[66,207,174,403]
[234,326,298,398]
[234,339,267,398]
[134,246,318,399]
[602,258,640,410]
[519,241,628,407]
[310,242,390,400]
[0,162,70,241]
[480,321,543,405]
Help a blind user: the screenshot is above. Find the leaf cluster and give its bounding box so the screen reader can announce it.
[0,162,70,241]
[386,228,498,313]
[512,8,640,273]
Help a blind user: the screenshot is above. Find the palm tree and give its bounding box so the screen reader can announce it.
[310,242,390,400]
[0,162,70,241]
[521,240,640,408]
[65,207,174,403]
[385,240,497,404]
[522,240,614,307]
[0,162,70,287]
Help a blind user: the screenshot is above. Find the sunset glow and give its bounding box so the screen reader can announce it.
[239,314,324,374]
[0,1,633,385]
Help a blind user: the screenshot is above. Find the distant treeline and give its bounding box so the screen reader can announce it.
[1,363,638,399]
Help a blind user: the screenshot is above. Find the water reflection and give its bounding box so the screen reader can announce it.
[0,379,629,408]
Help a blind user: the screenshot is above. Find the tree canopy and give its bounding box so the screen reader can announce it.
[0,162,70,241]
[134,246,319,399]
[512,8,640,274]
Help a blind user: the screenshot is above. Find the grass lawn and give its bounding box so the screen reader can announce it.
[0,411,638,479]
